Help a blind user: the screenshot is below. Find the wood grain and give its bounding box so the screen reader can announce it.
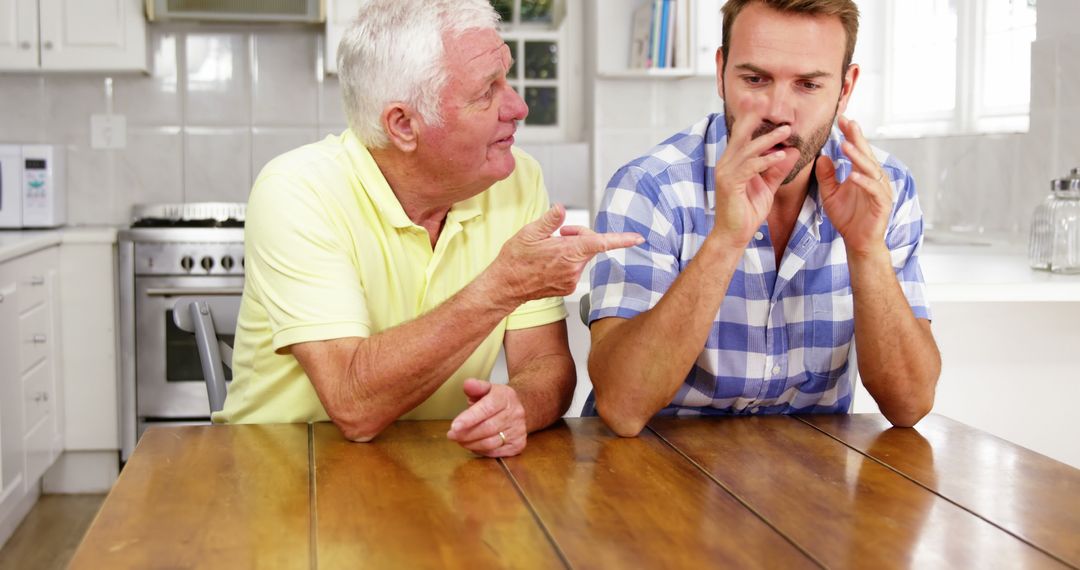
[68,424,311,569]
[650,415,1067,569]
[312,420,562,569]
[800,413,1080,567]
[502,418,818,569]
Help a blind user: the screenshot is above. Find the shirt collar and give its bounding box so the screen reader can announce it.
[342,130,485,229]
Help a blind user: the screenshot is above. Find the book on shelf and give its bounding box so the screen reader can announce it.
[628,0,691,71]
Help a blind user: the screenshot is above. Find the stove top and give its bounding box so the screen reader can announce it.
[130,202,245,228]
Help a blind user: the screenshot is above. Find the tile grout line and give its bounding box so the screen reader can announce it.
[792,416,1077,570]
[645,422,829,570]
[495,457,574,570]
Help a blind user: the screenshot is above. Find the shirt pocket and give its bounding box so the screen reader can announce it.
[806,291,856,375]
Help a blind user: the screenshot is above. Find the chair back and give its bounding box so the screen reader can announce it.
[579,292,590,326]
[172,296,241,413]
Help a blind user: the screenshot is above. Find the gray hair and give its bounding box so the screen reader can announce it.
[337,0,500,148]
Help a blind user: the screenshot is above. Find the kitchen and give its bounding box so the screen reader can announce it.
[1,0,1079,567]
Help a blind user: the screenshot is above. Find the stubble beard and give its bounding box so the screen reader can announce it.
[722,96,838,186]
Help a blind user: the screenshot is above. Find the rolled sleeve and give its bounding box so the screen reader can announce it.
[589,165,681,323]
[884,166,932,321]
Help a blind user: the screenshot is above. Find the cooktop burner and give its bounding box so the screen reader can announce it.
[130,202,246,228]
[131,218,244,228]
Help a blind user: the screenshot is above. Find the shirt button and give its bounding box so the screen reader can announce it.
[750,407,760,414]
[772,365,781,375]
[754,231,765,241]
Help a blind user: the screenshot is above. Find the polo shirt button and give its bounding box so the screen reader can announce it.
[772,365,781,375]
[754,231,764,241]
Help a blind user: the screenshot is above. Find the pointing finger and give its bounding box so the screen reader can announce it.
[575,232,645,256]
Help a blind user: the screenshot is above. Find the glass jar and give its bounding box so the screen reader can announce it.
[1028,190,1056,270]
[1050,168,1080,274]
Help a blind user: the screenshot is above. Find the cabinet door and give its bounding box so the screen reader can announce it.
[0,0,38,69]
[324,0,364,75]
[0,279,24,495]
[38,0,146,70]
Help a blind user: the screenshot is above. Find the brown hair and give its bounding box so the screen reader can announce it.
[720,0,860,72]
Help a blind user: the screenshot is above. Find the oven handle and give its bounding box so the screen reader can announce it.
[144,288,244,297]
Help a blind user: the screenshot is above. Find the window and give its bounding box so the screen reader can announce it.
[877,0,1036,137]
[491,0,582,141]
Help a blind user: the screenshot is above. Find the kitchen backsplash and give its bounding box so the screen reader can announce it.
[0,24,589,226]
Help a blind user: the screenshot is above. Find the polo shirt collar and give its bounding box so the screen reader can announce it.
[343,130,484,229]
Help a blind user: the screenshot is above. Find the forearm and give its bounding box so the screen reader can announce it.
[588,237,743,436]
[333,269,519,438]
[508,352,576,433]
[848,246,941,427]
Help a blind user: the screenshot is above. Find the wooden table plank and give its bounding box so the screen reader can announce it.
[69,424,311,569]
[800,413,1080,568]
[502,418,818,569]
[312,421,562,569]
[650,416,1068,569]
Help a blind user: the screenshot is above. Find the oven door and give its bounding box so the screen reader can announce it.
[134,275,243,420]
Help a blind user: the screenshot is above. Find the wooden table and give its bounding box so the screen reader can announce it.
[70,415,1080,569]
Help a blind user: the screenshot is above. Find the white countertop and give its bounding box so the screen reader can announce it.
[0,226,118,264]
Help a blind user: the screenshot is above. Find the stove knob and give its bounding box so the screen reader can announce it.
[180,256,194,271]
[200,256,215,271]
[221,255,235,271]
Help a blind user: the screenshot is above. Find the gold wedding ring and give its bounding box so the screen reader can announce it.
[498,431,507,445]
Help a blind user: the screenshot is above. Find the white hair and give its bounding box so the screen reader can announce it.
[337,0,500,149]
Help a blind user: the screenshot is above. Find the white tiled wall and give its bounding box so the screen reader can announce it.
[0,24,347,226]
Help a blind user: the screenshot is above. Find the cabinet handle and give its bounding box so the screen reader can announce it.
[33,392,48,403]
[32,334,47,344]
[0,293,4,303]
[30,276,45,286]
[42,41,53,50]
[19,41,31,50]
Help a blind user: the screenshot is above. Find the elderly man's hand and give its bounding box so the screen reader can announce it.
[446,379,527,457]
[490,204,643,308]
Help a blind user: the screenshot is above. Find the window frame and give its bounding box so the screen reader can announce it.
[877,0,1033,138]
[496,0,583,142]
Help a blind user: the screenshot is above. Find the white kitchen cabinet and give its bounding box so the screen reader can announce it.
[323,0,361,75]
[0,0,146,71]
[0,245,64,549]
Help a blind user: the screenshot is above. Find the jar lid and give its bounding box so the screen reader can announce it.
[1052,168,1080,191]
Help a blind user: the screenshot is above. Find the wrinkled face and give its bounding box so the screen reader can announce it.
[417,28,528,193]
[719,3,856,185]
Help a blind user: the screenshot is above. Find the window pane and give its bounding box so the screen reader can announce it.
[981,0,1036,113]
[524,41,558,79]
[889,0,957,120]
[524,87,557,125]
[521,0,553,23]
[506,40,519,79]
[490,0,513,23]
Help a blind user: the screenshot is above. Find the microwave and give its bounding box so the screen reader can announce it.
[0,144,66,229]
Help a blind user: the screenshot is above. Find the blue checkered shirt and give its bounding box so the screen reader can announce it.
[585,113,931,417]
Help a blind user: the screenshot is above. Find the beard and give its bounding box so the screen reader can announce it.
[723,101,837,186]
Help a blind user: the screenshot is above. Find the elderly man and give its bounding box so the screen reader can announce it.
[215,0,641,457]
[586,0,941,436]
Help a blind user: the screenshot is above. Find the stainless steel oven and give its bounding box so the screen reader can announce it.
[118,203,245,460]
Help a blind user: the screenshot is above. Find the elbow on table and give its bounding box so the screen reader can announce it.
[595,400,650,438]
[331,413,392,443]
[882,397,935,428]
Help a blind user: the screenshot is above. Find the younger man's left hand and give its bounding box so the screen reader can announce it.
[816,115,894,257]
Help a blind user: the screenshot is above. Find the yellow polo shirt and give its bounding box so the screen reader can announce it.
[214,130,567,424]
